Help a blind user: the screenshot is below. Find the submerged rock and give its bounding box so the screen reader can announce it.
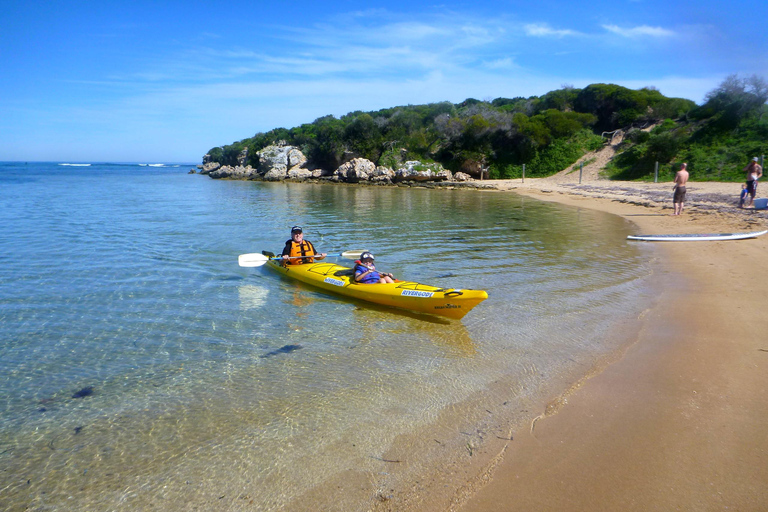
[261,344,303,358]
[72,386,94,399]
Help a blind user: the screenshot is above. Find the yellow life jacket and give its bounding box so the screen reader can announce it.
[285,240,316,265]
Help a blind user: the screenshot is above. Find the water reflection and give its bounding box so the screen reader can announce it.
[238,284,269,310]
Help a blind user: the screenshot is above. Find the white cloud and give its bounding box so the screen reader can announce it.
[484,57,516,70]
[524,23,581,38]
[602,24,675,38]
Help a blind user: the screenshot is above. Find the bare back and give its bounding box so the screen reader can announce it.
[675,170,689,187]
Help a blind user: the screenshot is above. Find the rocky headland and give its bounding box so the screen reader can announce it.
[196,143,474,185]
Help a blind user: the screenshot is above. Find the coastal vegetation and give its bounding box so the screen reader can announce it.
[206,75,767,182]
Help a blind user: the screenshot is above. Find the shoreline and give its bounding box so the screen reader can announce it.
[451,178,768,510]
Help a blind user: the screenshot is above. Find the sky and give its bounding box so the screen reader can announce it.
[1,0,766,163]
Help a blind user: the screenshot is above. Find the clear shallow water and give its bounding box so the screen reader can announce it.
[0,162,655,510]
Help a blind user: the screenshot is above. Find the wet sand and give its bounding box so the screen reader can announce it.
[454,178,768,511]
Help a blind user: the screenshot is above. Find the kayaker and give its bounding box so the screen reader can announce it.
[353,252,395,284]
[281,226,326,265]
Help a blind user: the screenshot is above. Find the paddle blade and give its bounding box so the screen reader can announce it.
[238,253,270,267]
[340,250,366,259]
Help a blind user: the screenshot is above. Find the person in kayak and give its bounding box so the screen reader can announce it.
[281,226,326,265]
[353,252,395,284]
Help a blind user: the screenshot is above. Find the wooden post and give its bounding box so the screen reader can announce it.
[522,164,525,183]
[654,161,659,183]
[579,162,583,184]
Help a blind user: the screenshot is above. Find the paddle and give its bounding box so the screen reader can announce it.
[238,250,367,268]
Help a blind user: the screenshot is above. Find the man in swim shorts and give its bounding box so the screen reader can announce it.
[673,163,689,215]
[743,157,763,208]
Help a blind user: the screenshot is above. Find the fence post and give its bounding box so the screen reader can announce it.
[579,162,583,184]
[654,161,659,183]
[522,164,525,183]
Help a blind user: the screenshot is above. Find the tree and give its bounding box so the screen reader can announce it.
[697,74,768,128]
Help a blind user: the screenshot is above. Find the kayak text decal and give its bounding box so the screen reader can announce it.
[324,277,345,287]
[401,290,434,298]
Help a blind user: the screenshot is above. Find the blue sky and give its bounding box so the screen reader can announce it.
[1,0,765,163]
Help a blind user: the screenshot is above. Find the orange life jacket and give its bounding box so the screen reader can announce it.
[284,239,316,265]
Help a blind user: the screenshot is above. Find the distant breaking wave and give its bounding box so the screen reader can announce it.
[54,162,184,168]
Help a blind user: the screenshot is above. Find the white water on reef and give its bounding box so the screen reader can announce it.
[0,162,656,510]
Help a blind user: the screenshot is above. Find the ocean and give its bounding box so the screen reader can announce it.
[0,162,656,510]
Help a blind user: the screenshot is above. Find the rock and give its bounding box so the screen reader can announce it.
[255,144,309,181]
[371,166,395,183]
[237,148,248,167]
[335,158,376,182]
[257,146,288,172]
[188,169,196,174]
[263,167,288,181]
[72,386,94,399]
[209,165,258,179]
[201,145,464,186]
[394,160,449,182]
[201,162,221,175]
[453,172,473,181]
[311,168,334,179]
[287,168,313,180]
[287,148,307,169]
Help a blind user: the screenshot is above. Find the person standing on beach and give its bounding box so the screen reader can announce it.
[743,157,763,208]
[673,163,689,215]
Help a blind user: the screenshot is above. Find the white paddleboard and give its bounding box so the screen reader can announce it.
[627,230,768,242]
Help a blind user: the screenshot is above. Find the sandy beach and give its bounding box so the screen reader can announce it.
[444,176,768,511]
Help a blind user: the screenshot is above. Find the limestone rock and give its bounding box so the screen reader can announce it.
[287,148,307,169]
[287,168,313,180]
[201,162,221,175]
[394,160,449,182]
[256,144,309,181]
[209,165,258,179]
[311,168,334,178]
[263,167,288,181]
[237,148,248,167]
[371,166,395,183]
[335,158,376,182]
[453,172,473,181]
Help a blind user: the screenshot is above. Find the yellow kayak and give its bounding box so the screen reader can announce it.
[265,258,488,320]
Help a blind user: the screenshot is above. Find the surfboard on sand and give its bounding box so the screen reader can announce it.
[627,230,768,242]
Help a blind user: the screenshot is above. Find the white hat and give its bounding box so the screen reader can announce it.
[753,157,759,162]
